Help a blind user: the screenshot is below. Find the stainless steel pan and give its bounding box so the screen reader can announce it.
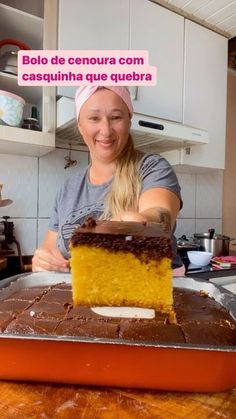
[0,38,31,75]
[194,232,233,256]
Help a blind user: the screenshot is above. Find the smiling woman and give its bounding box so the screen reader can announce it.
[78,89,131,164]
[32,85,184,273]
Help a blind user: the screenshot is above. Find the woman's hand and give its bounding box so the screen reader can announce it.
[111,211,147,223]
[32,247,69,272]
[32,230,69,272]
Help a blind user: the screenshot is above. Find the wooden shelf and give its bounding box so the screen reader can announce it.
[0,125,55,157]
[0,3,43,50]
[0,72,42,104]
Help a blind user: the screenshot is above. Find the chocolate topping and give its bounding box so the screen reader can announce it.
[73,219,170,238]
[81,217,97,229]
[71,219,172,261]
[0,284,235,346]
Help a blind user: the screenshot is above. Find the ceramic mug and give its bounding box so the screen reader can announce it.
[0,89,25,127]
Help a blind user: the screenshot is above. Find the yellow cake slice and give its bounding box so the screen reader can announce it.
[70,218,173,313]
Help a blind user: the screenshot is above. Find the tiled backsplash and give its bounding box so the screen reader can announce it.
[0,149,89,255]
[0,150,222,255]
[175,171,223,240]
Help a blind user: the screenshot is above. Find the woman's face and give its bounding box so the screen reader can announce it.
[78,89,131,163]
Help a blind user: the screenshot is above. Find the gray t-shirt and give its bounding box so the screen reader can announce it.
[49,153,183,268]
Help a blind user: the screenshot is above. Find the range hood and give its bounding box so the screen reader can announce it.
[56,96,209,152]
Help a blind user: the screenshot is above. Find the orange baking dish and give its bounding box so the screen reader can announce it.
[0,273,235,392]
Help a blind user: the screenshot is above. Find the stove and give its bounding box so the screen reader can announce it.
[185,260,236,280]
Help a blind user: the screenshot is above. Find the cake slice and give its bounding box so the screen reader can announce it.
[70,218,173,313]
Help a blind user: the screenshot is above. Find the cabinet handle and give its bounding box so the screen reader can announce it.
[138,120,164,130]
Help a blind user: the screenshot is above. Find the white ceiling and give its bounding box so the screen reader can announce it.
[156,0,236,38]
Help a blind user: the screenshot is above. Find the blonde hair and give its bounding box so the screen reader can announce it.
[102,135,141,219]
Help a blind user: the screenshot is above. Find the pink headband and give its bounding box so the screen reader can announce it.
[75,86,133,120]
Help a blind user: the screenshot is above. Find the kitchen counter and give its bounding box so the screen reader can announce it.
[185,265,236,280]
[0,381,235,418]
[185,266,236,294]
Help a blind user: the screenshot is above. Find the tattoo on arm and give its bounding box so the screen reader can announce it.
[156,207,172,233]
[140,207,172,232]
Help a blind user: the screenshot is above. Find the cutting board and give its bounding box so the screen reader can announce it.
[0,382,235,418]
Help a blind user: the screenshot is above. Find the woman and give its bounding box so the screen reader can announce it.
[33,86,184,274]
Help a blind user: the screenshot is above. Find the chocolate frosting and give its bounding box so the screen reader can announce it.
[1,284,236,346]
[71,219,172,260]
[77,218,170,237]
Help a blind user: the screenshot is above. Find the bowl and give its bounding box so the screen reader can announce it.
[187,250,213,266]
[0,89,25,127]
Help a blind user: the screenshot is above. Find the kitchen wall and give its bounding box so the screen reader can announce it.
[0,148,89,255]
[175,170,223,239]
[0,148,223,255]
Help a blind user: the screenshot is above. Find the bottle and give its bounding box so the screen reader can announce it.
[31,106,38,120]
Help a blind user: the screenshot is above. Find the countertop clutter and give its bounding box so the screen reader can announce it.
[0,382,235,418]
[185,263,236,281]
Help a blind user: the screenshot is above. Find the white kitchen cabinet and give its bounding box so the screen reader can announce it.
[0,0,56,157]
[178,20,228,170]
[57,0,130,98]
[130,0,184,122]
[56,0,227,172]
[57,0,184,123]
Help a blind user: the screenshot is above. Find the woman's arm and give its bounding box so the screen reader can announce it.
[32,230,69,272]
[139,187,181,231]
[111,187,181,231]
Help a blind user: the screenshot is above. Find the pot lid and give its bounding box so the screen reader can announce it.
[194,233,231,240]
[177,235,189,245]
[177,235,199,247]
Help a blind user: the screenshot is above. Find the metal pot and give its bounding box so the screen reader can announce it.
[193,233,232,256]
[177,235,200,261]
[0,38,31,75]
[177,235,200,251]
